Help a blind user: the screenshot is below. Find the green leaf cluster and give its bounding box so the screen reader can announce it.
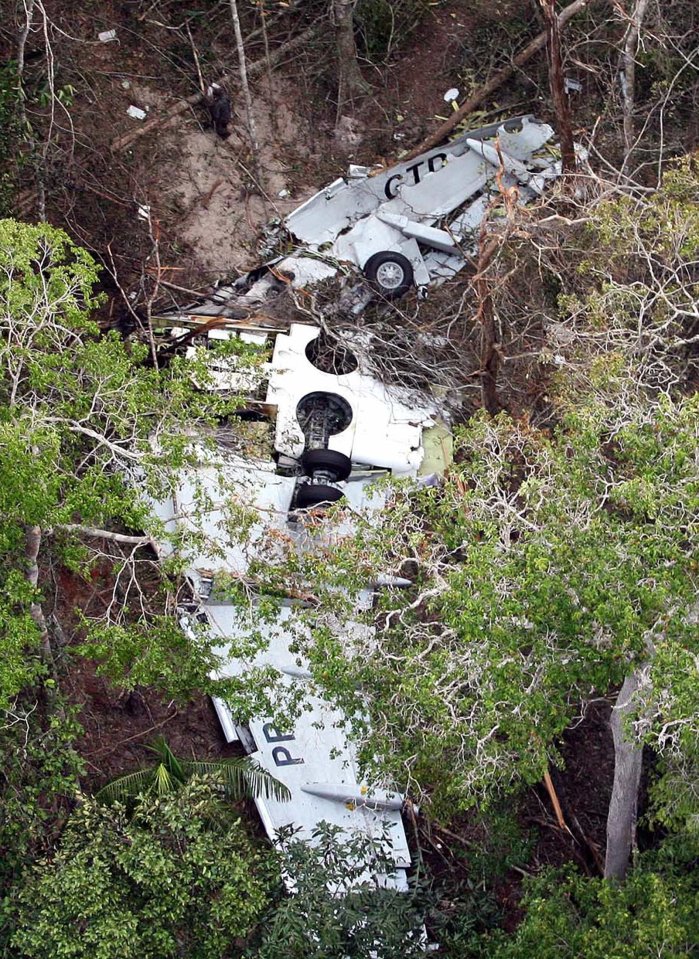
[291,395,698,814]
[257,821,427,959]
[485,852,699,959]
[10,780,272,959]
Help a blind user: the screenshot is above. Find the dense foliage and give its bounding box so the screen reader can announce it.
[11,780,272,959]
[257,822,427,959]
[283,394,699,815]
[487,847,699,959]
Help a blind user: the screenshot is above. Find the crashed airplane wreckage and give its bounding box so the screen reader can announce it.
[149,115,567,888]
[149,321,445,890]
[166,114,567,319]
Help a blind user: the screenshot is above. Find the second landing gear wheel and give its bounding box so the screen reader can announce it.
[301,448,352,483]
[363,251,414,300]
[295,483,344,510]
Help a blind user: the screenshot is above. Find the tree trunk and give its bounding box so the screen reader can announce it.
[474,234,503,416]
[24,525,50,657]
[604,671,644,880]
[332,0,368,118]
[229,0,262,169]
[539,0,576,172]
[620,0,651,173]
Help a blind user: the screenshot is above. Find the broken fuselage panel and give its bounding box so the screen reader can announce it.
[279,114,559,295]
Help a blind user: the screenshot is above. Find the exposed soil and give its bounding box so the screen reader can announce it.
[46,559,237,793]
[526,702,614,875]
[414,702,619,934]
[65,658,233,792]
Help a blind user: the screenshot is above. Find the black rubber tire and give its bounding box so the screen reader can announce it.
[295,483,344,509]
[302,448,352,482]
[363,251,414,299]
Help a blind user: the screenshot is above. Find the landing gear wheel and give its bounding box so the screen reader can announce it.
[301,449,352,482]
[295,483,344,509]
[363,251,414,300]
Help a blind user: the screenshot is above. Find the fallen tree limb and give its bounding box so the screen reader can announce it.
[543,768,570,831]
[400,0,594,162]
[110,24,317,153]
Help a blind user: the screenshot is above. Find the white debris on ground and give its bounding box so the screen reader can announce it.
[126,105,148,121]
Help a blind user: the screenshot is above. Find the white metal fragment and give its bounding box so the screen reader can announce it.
[266,324,435,474]
[126,105,147,120]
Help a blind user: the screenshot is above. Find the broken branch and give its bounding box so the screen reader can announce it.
[57,525,154,547]
[543,768,570,831]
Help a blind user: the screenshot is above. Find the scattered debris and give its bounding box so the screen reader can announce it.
[347,164,373,178]
[400,0,594,162]
[564,76,583,93]
[98,29,117,43]
[443,87,460,110]
[126,105,148,121]
[110,25,318,153]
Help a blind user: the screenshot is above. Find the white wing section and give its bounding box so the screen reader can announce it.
[207,602,410,890]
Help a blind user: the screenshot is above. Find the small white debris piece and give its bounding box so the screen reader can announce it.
[98,29,117,42]
[564,76,582,93]
[127,105,147,121]
[137,204,151,220]
[347,164,371,178]
[443,87,460,110]
[277,188,291,199]
[121,80,131,90]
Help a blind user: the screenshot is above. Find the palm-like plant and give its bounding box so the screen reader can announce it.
[96,737,291,804]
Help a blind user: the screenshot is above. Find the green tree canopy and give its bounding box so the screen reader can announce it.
[485,851,699,959]
[0,218,248,706]
[285,394,698,814]
[11,779,273,959]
